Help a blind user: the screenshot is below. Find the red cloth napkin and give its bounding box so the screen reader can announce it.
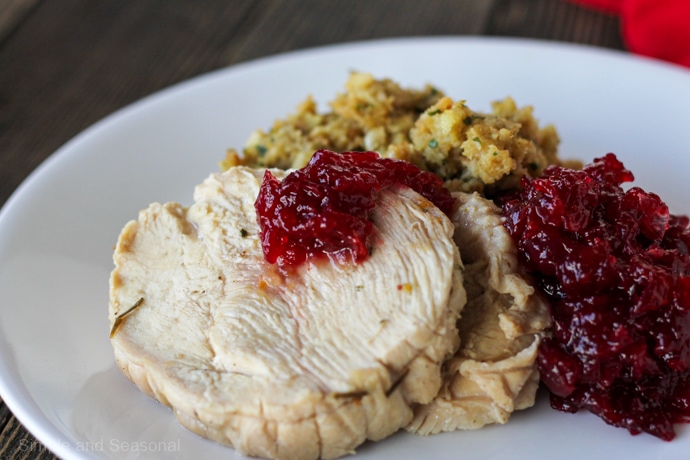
[568,0,690,68]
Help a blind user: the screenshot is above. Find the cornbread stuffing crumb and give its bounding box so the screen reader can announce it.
[222,72,579,195]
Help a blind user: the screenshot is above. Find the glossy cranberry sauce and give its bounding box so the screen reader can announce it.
[255,149,453,268]
[501,153,690,440]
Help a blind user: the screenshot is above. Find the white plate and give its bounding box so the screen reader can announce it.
[1,37,690,460]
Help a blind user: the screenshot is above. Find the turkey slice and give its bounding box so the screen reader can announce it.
[407,192,551,434]
[109,166,465,460]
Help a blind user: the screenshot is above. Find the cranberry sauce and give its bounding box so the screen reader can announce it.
[501,153,690,440]
[254,149,453,268]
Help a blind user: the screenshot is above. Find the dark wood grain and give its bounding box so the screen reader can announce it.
[0,0,40,43]
[0,416,56,460]
[0,0,258,206]
[0,1,624,458]
[487,0,625,49]
[229,0,496,62]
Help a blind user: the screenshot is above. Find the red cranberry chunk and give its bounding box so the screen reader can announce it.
[255,149,453,269]
[502,153,690,440]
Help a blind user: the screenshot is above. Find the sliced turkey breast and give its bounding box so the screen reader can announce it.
[109,166,465,460]
[407,191,550,434]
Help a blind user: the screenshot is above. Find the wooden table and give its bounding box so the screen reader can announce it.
[0,1,624,458]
